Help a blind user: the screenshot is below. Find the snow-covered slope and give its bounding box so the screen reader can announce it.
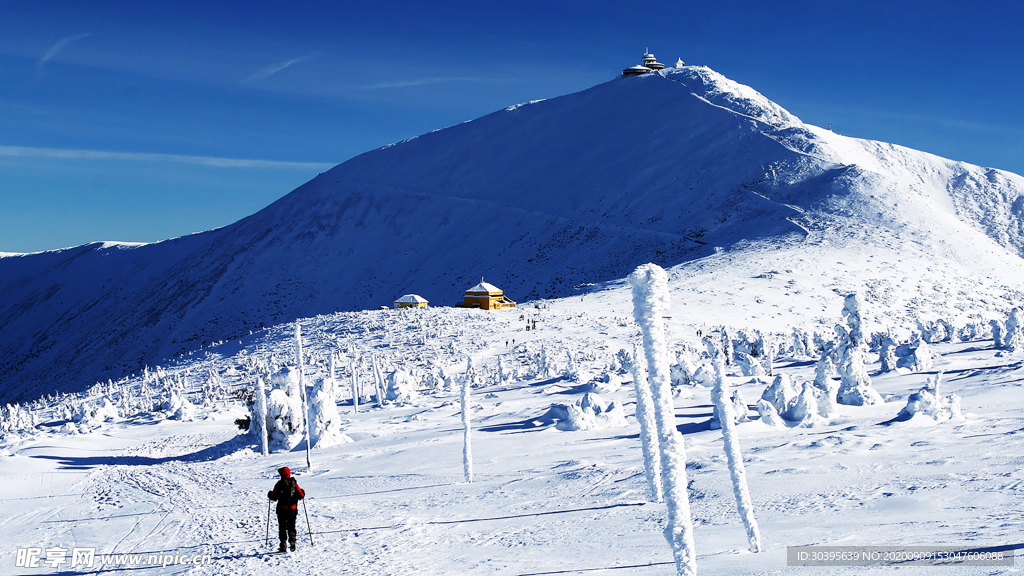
[3,66,1024,401]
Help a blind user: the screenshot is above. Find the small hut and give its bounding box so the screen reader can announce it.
[394,294,428,309]
[463,281,516,310]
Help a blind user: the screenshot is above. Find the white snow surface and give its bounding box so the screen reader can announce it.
[3,301,1024,574]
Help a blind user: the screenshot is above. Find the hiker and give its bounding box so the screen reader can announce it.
[268,467,305,552]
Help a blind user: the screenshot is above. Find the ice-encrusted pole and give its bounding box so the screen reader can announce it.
[704,338,762,553]
[461,358,474,483]
[372,355,385,407]
[296,323,312,469]
[329,353,337,399]
[350,357,360,414]
[628,264,697,576]
[625,343,663,502]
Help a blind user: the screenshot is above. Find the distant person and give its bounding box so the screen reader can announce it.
[268,467,305,552]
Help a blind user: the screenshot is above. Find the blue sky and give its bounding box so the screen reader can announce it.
[1,0,1021,253]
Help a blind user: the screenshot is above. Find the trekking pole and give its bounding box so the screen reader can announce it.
[265,498,271,548]
[302,498,314,546]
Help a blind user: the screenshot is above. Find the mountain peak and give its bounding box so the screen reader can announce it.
[2,66,1024,400]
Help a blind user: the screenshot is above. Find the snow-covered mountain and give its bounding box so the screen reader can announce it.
[3,65,1024,401]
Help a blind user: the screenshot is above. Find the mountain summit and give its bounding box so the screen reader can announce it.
[2,66,1024,400]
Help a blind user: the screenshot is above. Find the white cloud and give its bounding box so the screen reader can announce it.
[243,56,308,84]
[38,33,91,72]
[0,145,334,171]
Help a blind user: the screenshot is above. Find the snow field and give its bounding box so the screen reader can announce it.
[2,282,1024,574]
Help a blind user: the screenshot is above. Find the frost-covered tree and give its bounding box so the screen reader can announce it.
[990,318,1005,349]
[704,338,761,553]
[497,355,509,383]
[900,373,963,422]
[249,376,269,455]
[878,335,898,372]
[813,354,836,392]
[308,378,351,448]
[629,263,697,576]
[267,365,305,451]
[350,357,360,414]
[73,397,120,427]
[385,370,419,404]
[623,346,663,503]
[561,392,629,431]
[835,295,883,406]
[735,353,767,377]
[670,347,698,387]
[789,327,809,358]
[841,294,865,346]
[461,359,474,483]
[295,323,312,468]
[761,373,797,419]
[917,319,948,344]
[162,390,196,421]
[1004,308,1023,351]
[756,399,786,428]
[371,355,387,407]
[788,383,820,426]
[911,339,934,372]
[720,327,734,366]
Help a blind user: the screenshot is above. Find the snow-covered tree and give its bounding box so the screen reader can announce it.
[835,295,883,406]
[623,346,663,503]
[350,357,360,414]
[735,353,767,377]
[813,354,836,392]
[629,263,697,576]
[372,355,387,407]
[761,373,797,419]
[756,399,786,428]
[308,378,351,448]
[250,376,269,456]
[900,373,963,422]
[73,397,119,426]
[841,293,865,347]
[911,340,934,372]
[385,370,419,404]
[497,355,509,383]
[461,359,474,483]
[720,327,734,365]
[670,347,698,387]
[789,327,809,358]
[266,365,305,451]
[162,390,196,421]
[704,338,761,553]
[561,392,628,431]
[990,318,1005,349]
[1004,308,1023,351]
[878,335,898,372]
[758,332,775,376]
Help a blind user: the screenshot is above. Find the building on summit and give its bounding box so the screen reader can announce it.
[463,280,516,310]
[622,50,683,77]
